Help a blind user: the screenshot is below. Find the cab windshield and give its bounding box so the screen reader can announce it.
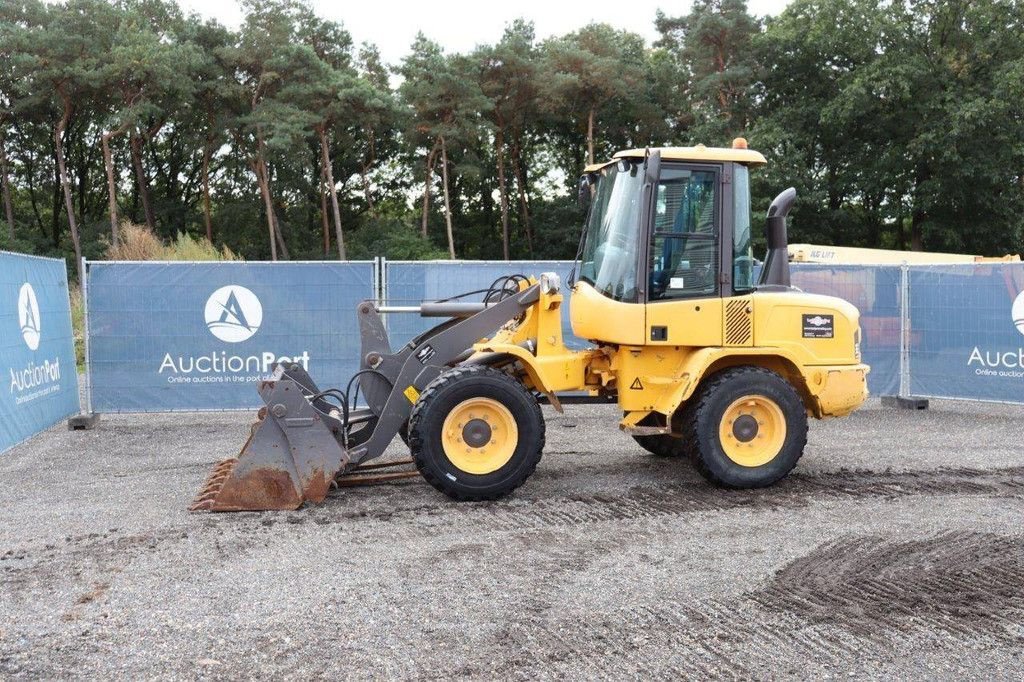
[577,162,644,302]
[578,159,754,300]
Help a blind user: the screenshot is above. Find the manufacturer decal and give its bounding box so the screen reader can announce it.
[415,344,437,364]
[802,314,834,339]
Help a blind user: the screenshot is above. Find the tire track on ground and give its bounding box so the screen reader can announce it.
[448,531,1024,678]
[753,530,1024,641]
[231,466,1024,540]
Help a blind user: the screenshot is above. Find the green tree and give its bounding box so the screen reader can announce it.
[184,16,235,242]
[348,43,404,218]
[878,0,1024,252]
[288,12,355,259]
[753,0,887,247]
[398,35,491,257]
[10,0,120,282]
[539,24,647,168]
[755,0,1024,253]
[227,0,320,260]
[656,0,759,141]
[476,20,539,258]
[99,0,200,241]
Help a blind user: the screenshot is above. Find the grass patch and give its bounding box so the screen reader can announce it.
[70,287,84,371]
[105,223,240,261]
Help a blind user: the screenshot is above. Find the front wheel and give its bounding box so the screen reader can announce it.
[408,365,544,500]
[683,366,808,488]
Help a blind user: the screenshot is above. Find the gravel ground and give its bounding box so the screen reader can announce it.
[1,398,1023,679]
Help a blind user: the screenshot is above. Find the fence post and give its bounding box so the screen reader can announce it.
[881,262,928,409]
[82,257,93,414]
[884,260,933,405]
[68,257,100,429]
[898,263,909,398]
[377,255,388,332]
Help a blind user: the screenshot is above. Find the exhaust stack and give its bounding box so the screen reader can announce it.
[759,187,797,288]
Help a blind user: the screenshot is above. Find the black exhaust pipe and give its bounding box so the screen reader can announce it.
[759,187,797,288]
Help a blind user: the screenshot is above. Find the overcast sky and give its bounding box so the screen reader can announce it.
[173,0,793,66]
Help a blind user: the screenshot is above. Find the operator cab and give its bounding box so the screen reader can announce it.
[576,140,767,305]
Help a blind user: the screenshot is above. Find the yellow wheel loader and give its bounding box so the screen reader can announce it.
[191,140,869,512]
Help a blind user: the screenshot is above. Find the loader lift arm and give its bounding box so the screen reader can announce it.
[192,281,543,511]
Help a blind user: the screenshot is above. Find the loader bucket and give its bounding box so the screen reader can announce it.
[190,366,351,512]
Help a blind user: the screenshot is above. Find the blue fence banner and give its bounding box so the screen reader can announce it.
[790,264,901,397]
[384,260,583,348]
[908,263,1024,402]
[1,251,79,453]
[84,258,1024,412]
[85,261,374,412]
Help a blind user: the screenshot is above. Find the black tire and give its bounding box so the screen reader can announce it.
[397,420,410,446]
[683,366,808,488]
[633,434,687,457]
[631,411,693,458]
[408,365,544,501]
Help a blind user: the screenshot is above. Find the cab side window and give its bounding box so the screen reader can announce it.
[649,168,718,300]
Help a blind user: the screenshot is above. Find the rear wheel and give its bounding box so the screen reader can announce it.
[683,366,807,488]
[409,365,544,500]
[631,411,692,458]
[633,434,685,457]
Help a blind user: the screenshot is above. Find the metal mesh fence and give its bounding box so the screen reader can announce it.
[80,259,1024,412]
[907,263,1024,403]
[85,261,374,412]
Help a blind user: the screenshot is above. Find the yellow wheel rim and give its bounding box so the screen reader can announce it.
[719,394,786,467]
[441,397,519,475]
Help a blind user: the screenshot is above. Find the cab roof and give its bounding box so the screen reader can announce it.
[614,144,767,166]
[583,143,767,173]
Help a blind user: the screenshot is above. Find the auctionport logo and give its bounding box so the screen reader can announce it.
[966,288,1024,377]
[18,283,41,351]
[1013,290,1024,337]
[204,285,262,343]
[159,284,309,382]
[10,281,62,403]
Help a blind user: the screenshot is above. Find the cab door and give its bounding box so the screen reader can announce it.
[643,164,725,347]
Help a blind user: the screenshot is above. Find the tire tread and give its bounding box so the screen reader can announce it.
[408,365,544,501]
[681,365,808,488]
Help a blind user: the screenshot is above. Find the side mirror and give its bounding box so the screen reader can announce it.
[577,174,594,214]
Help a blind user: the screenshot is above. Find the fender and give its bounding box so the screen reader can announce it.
[649,346,806,416]
[644,346,867,418]
[467,342,596,395]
